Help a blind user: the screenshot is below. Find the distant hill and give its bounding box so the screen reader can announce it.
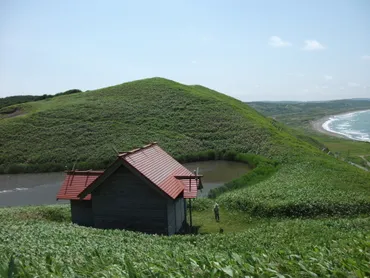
[351,98,370,101]
[0,89,82,110]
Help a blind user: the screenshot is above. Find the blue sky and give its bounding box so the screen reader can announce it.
[0,0,369,101]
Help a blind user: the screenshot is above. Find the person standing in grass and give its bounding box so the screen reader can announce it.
[213,203,220,222]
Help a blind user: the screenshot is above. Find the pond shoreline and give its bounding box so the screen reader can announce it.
[0,160,251,208]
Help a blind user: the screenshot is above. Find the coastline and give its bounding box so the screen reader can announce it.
[311,109,370,140]
[311,115,347,139]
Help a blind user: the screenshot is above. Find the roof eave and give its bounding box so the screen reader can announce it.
[78,158,122,199]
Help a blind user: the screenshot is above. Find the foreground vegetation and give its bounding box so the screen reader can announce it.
[0,206,369,277]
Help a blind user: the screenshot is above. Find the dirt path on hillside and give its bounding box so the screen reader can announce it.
[359,155,370,167]
[0,107,26,119]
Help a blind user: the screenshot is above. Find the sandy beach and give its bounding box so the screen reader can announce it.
[311,115,347,138]
[311,109,370,140]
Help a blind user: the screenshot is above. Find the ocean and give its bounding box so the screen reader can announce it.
[322,110,370,142]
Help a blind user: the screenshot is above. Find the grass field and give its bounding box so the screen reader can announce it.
[317,137,370,156]
[1,78,370,276]
[1,205,369,277]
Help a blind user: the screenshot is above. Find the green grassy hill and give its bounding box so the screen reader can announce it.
[1,77,316,173]
[1,78,370,276]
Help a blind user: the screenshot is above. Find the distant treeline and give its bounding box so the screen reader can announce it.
[0,89,82,109]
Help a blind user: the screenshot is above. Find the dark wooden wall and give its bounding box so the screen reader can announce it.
[91,165,170,234]
[167,196,186,235]
[70,200,93,227]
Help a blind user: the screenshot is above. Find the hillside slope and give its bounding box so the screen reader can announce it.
[0,77,316,172]
[1,77,369,217]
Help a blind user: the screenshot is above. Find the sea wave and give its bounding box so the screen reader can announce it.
[0,187,29,194]
[322,110,370,142]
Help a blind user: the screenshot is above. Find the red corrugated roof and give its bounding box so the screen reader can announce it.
[182,179,198,199]
[120,144,199,199]
[56,171,103,200]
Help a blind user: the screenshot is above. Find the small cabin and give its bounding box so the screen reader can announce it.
[56,143,201,235]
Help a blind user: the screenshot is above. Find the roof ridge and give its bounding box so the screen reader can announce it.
[118,142,158,158]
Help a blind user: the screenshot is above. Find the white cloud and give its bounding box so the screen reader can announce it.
[362,55,370,60]
[324,75,333,80]
[339,87,345,90]
[268,36,292,47]
[191,60,197,64]
[348,82,360,87]
[302,40,326,51]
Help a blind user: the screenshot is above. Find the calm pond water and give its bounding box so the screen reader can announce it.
[0,161,250,207]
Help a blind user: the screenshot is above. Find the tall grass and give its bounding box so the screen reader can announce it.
[0,206,369,277]
[217,161,370,217]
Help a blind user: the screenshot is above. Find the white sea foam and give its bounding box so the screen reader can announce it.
[0,187,29,194]
[15,187,28,191]
[0,190,13,194]
[322,110,370,142]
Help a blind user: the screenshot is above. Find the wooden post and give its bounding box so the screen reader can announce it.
[189,199,193,232]
[188,176,193,233]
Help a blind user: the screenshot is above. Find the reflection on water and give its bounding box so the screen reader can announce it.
[0,160,250,207]
[0,172,67,207]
